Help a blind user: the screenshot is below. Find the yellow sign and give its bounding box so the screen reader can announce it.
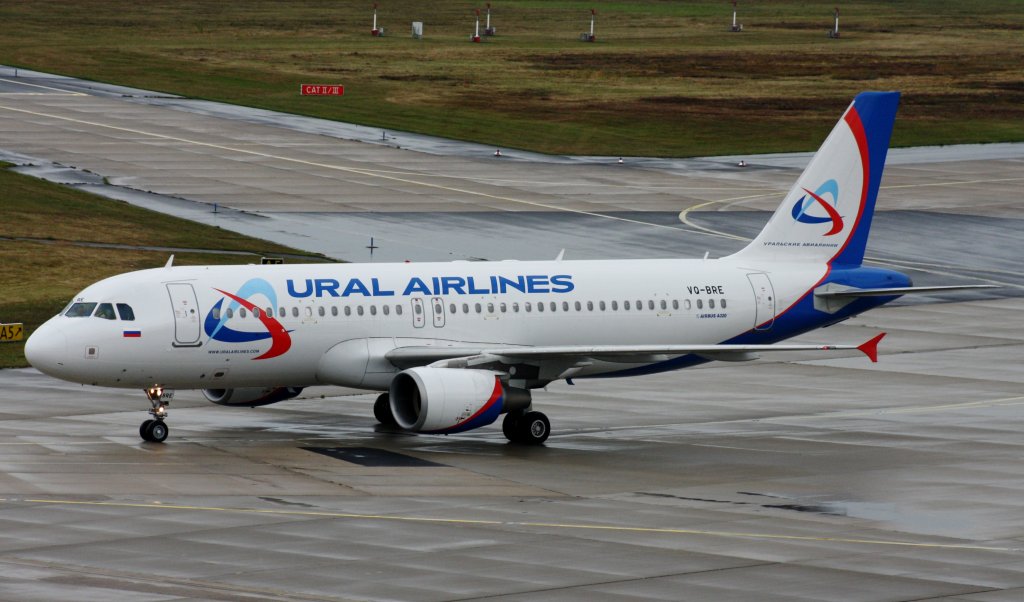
[0,323,24,342]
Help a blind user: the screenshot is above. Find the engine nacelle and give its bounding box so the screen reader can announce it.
[389,367,530,433]
[202,387,303,407]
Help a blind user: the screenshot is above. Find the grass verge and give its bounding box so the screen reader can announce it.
[1,0,1021,156]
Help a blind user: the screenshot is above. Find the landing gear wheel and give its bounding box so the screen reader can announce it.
[147,420,169,443]
[140,419,168,443]
[518,411,550,445]
[373,393,397,426]
[502,410,523,442]
[503,410,549,445]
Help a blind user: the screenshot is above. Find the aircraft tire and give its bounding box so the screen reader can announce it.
[516,411,550,445]
[374,393,397,426]
[146,420,168,443]
[139,419,155,441]
[502,410,523,442]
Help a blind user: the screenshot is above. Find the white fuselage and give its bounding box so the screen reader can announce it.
[28,257,824,391]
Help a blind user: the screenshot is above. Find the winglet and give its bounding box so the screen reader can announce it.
[857,332,886,362]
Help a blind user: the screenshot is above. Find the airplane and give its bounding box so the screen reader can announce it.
[25,91,993,445]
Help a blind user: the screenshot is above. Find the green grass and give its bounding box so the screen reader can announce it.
[1,1,1021,156]
[0,167,328,368]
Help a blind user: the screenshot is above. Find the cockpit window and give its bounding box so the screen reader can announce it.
[116,303,135,321]
[65,302,97,318]
[94,303,117,320]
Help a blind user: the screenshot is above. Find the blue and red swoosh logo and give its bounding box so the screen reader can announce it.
[791,179,844,236]
[203,278,291,360]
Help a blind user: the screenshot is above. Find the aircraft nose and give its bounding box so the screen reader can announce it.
[24,322,68,375]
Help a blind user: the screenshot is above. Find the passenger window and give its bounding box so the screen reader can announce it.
[475,303,482,313]
[562,301,569,311]
[383,305,390,315]
[292,307,299,317]
[549,302,556,312]
[487,303,494,313]
[396,305,403,315]
[697,299,703,309]
[624,301,631,310]
[512,302,519,313]
[370,306,377,316]
[357,306,364,316]
[672,300,679,310]
[500,303,507,313]
[305,307,312,317]
[709,299,715,309]
[331,306,338,317]
[345,306,352,316]
[587,301,594,311]
[279,307,286,318]
[450,303,457,314]
[226,308,234,319]
[660,300,667,310]
[116,303,135,321]
[212,307,221,320]
[462,303,469,314]
[94,303,116,320]
[599,301,606,311]
[574,301,581,311]
[685,299,692,310]
[525,302,532,312]
[636,299,642,309]
[414,304,422,315]
[721,299,727,309]
[318,307,325,317]
[239,308,247,318]
[648,300,655,310]
[266,306,273,317]
[435,303,442,314]
[538,303,544,313]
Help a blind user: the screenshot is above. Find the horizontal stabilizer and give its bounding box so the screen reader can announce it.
[814,283,999,313]
[816,284,999,298]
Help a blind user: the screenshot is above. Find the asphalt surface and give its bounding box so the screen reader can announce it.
[1,67,1024,601]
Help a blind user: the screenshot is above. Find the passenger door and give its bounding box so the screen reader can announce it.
[167,283,202,346]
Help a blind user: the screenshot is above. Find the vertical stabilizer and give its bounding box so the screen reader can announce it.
[731,92,900,266]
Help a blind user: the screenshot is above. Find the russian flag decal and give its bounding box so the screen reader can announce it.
[123,330,142,338]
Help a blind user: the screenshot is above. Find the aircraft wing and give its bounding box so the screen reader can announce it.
[385,333,886,369]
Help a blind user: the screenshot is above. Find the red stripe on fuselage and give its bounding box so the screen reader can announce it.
[214,289,292,360]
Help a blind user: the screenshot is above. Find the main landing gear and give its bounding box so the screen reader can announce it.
[140,386,171,443]
[503,409,550,445]
[373,393,397,427]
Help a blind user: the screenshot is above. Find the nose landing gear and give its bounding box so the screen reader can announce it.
[140,386,172,443]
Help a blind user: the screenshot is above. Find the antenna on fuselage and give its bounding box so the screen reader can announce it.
[164,254,175,268]
[555,249,566,261]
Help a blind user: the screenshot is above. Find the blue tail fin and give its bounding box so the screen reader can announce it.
[731,91,900,267]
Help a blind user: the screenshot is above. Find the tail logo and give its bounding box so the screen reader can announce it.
[203,278,292,360]
[791,179,844,236]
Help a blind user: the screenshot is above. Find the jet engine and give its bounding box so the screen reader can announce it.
[202,387,304,407]
[389,367,530,433]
